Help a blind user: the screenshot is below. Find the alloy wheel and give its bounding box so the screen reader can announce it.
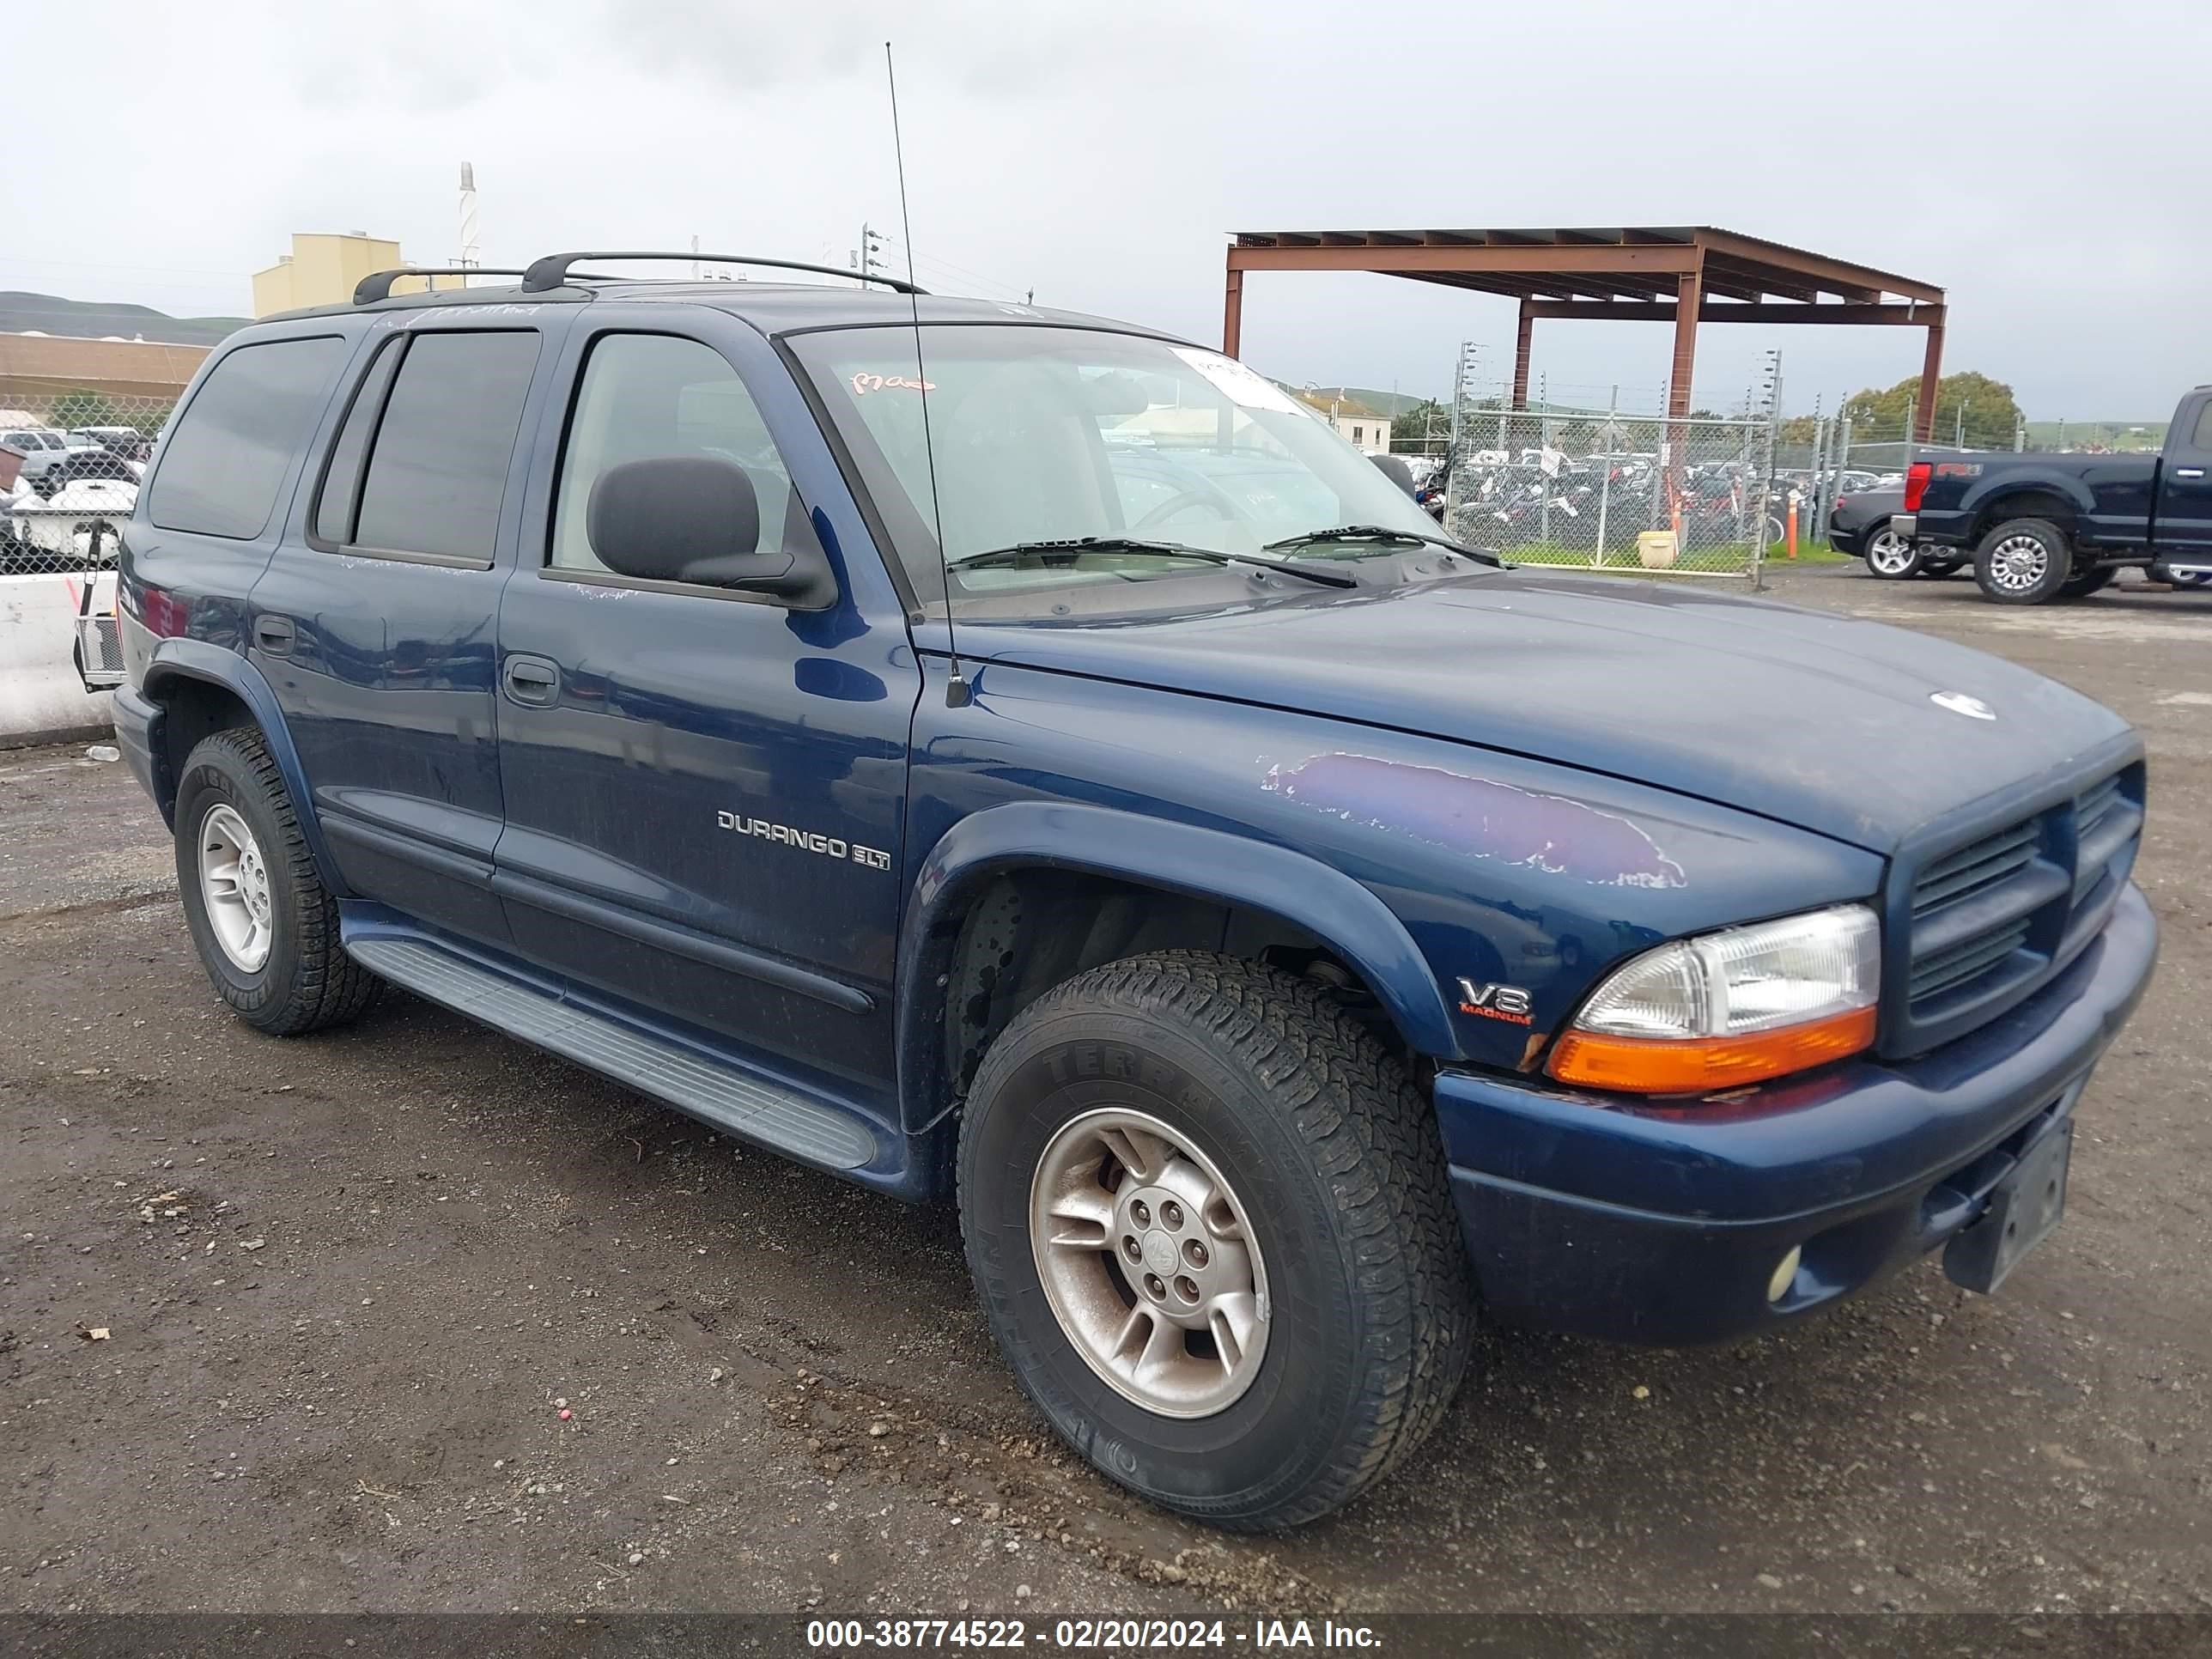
[197,803,274,972]
[1866,528,1917,576]
[1987,533,2051,594]
[1029,1108,1271,1419]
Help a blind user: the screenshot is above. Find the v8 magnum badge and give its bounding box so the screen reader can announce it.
[717,809,891,871]
[1457,979,1534,1025]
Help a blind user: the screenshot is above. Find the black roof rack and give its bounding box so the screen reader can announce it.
[519,251,926,296]
[353,267,534,305]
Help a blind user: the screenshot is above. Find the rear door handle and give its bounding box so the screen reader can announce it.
[501,654,561,707]
[2175,467,2206,480]
[253,615,295,654]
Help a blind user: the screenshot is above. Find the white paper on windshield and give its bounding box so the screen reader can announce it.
[1171,347,1307,416]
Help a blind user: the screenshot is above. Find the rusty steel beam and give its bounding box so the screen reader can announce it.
[1225,243,1703,278]
[1694,228,1942,304]
[1914,306,1948,441]
[1524,301,1936,325]
[1512,301,1534,410]
[1223,256,1244,358]
[1668,263,1704,420]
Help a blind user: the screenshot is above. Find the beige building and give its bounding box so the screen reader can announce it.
[1295,390,1394,454]
[252,232,439,317]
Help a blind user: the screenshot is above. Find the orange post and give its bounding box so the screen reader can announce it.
[1786,494,1799,560]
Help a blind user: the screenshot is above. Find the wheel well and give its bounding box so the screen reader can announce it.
[930,869,1415,1115]
[1974,490,2079,545]
[148,674,254,819]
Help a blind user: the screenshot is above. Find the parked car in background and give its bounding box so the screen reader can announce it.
[7,476,138,568]
[28,447,140,495]
[69,425,156,468]
[1901,386,2212,604]
[1830,488,1963,580]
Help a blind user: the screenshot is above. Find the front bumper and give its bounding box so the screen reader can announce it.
[1436,883,2156,1345]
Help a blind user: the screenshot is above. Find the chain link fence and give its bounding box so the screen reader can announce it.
[1433,381,1779,583]
[1,390,168,576]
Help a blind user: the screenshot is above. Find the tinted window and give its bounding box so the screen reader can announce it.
[148,337,347,539]
[550,332,793,576]
[2192,400,2212,453]
[313,337,404,545]
[352,331,539,561]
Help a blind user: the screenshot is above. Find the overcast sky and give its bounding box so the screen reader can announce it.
[4,0,2205,420]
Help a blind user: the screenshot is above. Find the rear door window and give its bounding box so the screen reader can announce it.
[311,336,404,546]
[349,331,540,562]
[2191,400,2212,453]
[148,336,347,538]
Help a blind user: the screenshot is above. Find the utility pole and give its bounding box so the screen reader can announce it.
[1955,398,1968,449]
[457,163,479,270]
[860,224,889,286]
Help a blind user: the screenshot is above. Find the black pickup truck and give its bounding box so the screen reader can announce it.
[1899,386,2212,604]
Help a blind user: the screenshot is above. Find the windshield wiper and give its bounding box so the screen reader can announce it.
[945,537,1358,588]
[1262,524,1504,568]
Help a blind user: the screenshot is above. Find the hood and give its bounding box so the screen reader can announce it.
[963,571,2134,853]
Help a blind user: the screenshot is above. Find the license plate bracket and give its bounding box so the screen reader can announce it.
[1943,1121,2072,1294]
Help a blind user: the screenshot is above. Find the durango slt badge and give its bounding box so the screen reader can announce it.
[716,811,891,871]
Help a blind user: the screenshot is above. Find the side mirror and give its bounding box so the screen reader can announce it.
[586,456,835,607]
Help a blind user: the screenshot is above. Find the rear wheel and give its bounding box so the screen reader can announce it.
[174,727,380,1035]
[1862,523,1921,579]
[958,951,1474,1530]
[1973,518,2075,605]
[2057,565,2116,599]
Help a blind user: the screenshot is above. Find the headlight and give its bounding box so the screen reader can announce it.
[1547,904,1880,1094]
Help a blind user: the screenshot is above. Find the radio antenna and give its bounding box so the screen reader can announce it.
[885,41,969,708]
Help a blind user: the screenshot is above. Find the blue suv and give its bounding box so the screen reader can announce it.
[110,253,2156,1529]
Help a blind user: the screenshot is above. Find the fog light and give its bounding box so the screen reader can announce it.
[1767,1245,1803,1304]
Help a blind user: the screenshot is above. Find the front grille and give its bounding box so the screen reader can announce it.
[2075,775,2123,837]
[1897,763,2142,1046]
[1909,918,2031,1002]
[1911,821,2039,917]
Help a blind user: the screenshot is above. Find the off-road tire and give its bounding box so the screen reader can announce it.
[1973,517,2076,605]
[174,726,380,1035]
[957,951,1475,1530]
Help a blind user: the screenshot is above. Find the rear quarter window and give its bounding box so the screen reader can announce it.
[148,336,348,539]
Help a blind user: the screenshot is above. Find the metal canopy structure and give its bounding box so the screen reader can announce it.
[1223,227,1949,437]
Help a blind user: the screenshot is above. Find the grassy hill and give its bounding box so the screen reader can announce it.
[2019,419,2166,452]
[0,291,249,348]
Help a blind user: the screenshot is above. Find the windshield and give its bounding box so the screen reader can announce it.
[789,325,1440,615]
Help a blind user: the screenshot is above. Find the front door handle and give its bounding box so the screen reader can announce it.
[253,615,295,654]
[2175,467,2206,480]
[501,654,561,707]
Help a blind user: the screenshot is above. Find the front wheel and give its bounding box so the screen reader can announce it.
[958,952,1474,1530]
[1974,517,2076,605]
[1862,523,1922,579]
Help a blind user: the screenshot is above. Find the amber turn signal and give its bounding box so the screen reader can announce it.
[1547,1005,1877,1095]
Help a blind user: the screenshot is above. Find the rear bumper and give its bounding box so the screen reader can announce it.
[111,682,166,823]
[1826,522,1869,555]
[1436,883,2156,1346]
[1890,513,1918,541]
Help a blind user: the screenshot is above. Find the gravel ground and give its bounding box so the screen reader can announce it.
[3,563,2208,1617]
